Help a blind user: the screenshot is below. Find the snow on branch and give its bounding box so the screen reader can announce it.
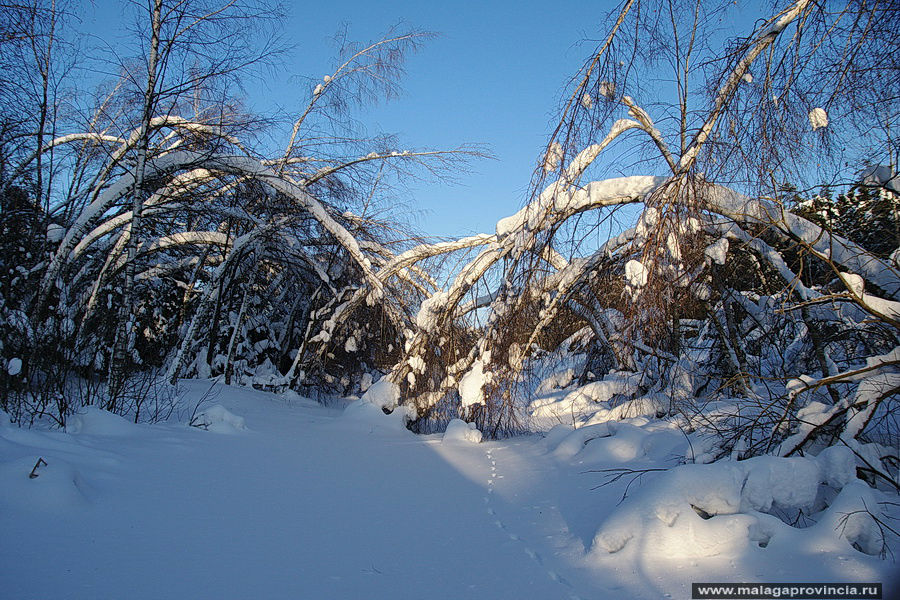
[704,184,900,298]
[496,175,667,238]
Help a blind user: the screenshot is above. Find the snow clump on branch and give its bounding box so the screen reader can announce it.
[808,107,829,130]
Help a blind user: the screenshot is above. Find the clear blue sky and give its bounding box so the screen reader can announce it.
[82,0,620,239]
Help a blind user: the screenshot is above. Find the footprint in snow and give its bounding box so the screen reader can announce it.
[482,443,578,597]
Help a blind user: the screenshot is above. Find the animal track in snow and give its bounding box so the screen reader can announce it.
[482,444,578,596]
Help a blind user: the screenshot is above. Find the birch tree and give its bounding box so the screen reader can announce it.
[385,0,899,461]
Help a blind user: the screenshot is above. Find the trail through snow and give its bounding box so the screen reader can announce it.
[0,383,602,599]
[1,382,893,599]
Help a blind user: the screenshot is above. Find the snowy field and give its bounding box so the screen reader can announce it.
[1,381,895,599]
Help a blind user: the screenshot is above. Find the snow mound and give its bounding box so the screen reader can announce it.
[815,481,885,555]
[192,405,247,434]
[529,373,646,428]
[579,421,685,465]
[600,394,667,422]
[590,453,885,560]
[341,377,415,433]
[360,378,400,411]
[549,422,612,460]
[66,407,142,436]
[592,462,747,556]
[0,455,87,512]
[535,367,576,395]
[540,424,574,450]
[739,456,821,513]
[815,445,856,488]
[442,419,482,444]
[340,399,414,434]
[546,417,685,466]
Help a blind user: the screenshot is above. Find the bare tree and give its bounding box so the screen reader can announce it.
[380,0,898,457]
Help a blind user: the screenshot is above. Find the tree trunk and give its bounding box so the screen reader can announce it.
[108,0,162,406]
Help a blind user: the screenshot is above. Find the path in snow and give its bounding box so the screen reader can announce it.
[482,444,582,598]
[0,383,612,599]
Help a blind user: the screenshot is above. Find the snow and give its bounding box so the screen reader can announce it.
[706,183,900,297]
[408,355,426,374]
[542,141,563,173]
[66,406,145,436]
[739,456,821,513]
[815,445,857,488]
[580,93,593,109]
[819,482,885,556]
[442,418,482,443]
[360,377,400,411]
[530,372,652,430]
[705,237,729,265]
[809,107,829,130]
[341,396,414,432]
[599,81,615,99]
[0,381,894,599]
[192,404,247,433]
[843,272,865,296]
[416,291,447,332]
[635,205,658,238]
[860,164,899,193]
[458,358,488,407]
[625,259,648,287]
[584,449,891,561]
[535,367,575,395]
[6,357,21,376]
[46,223,65,242]
[359,372,373,392]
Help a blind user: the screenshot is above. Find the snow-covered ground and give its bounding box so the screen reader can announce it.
[1,381,895,599]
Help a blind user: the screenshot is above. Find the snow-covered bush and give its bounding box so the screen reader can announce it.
[442,418,483,443]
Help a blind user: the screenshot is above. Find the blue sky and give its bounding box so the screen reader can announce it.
[272,0,618,238]
[82,0,620,239]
